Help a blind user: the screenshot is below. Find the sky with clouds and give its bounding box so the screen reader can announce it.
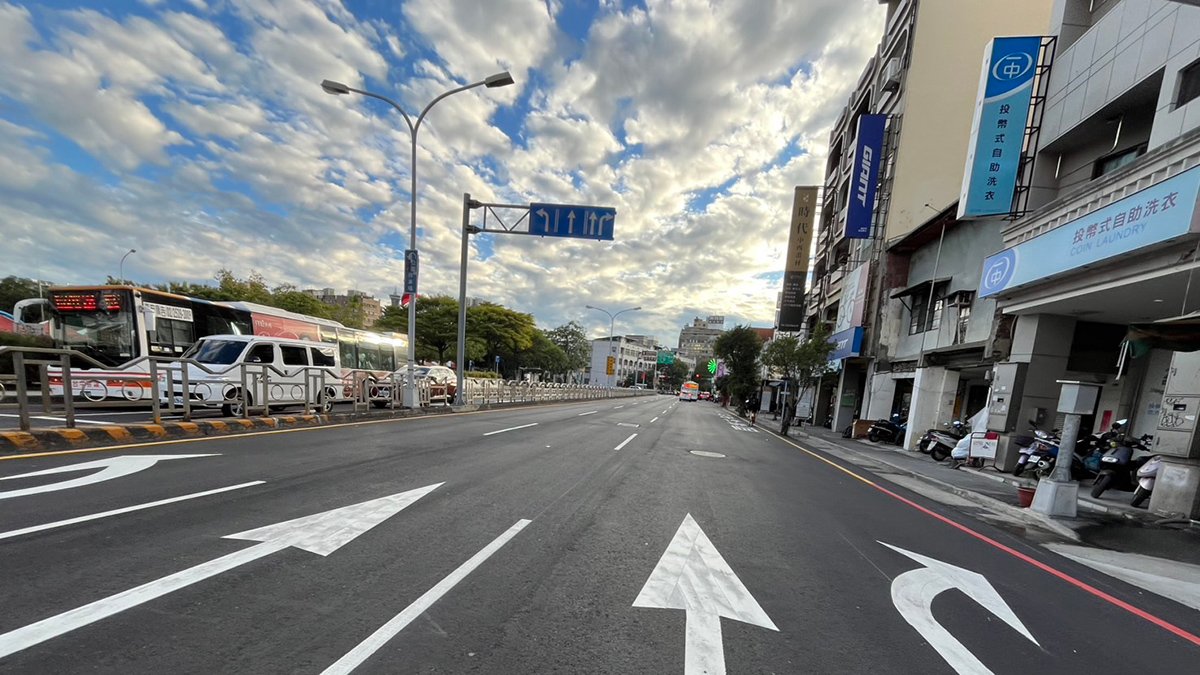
[0,0,886,347]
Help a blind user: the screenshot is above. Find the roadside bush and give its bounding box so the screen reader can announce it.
[466,370,500,379]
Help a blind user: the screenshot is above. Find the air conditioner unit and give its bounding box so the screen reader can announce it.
[881,58,901,92]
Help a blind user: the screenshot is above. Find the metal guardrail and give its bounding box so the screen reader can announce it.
[0,346,643,431]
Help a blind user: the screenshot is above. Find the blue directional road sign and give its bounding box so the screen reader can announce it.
[529,203,616,241]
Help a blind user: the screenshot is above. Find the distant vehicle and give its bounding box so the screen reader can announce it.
[699,391,712,401]
[378,364,457,406]
[167,335,341,416]
[679,381,700,401]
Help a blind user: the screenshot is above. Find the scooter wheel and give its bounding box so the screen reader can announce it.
[930,446,949,462]
[1013,463,1026,477]
[1090,473,1113,499]
[868,431,880,443]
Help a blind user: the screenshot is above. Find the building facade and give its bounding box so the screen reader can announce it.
[305,287,384,327]
[981,0,1200,516]
[805,0,1054,433]
[677,316,725,364]
[587,335,658,387]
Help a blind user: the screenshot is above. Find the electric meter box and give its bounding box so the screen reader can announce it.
[1055,381,1099,416]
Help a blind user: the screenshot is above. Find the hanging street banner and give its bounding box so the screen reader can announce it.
[979,164,1200,297]
[958,36,1043,219]
[777,186,819,332]
[846,114,886,238]
[404,249,419,294]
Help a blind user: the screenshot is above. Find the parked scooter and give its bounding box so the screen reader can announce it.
[867,414,907,445]
[918,420,966,462]
[1013,425,1060,477]
[1090,432,1152,499]
[1132,455,1161,508]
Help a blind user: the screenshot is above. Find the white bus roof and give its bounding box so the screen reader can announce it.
[219,300,347,329]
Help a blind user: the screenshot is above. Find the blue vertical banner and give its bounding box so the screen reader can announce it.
[958,36,1043,219]
[846,114,886,238]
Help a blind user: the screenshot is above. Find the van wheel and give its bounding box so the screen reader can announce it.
[318,388,335,414]
[222,390,251,417]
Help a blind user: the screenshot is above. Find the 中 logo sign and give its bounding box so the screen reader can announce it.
[981,249,1017,295]
[993,52,1034,82]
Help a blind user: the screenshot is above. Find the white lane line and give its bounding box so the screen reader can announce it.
[662,409,670,414]
[321,519,532,675]
[614,405,625,409]
[614,433,638,451]
[577,411,598,417]
[482,423,538,436]
[650,417,659,424]
[617,422,640,428]
[0,481,265,542]
[0,414,111,426]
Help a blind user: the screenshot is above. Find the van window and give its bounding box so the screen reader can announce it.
[311,346,336,368]
[281,345,309,367]
[246,343,275,364]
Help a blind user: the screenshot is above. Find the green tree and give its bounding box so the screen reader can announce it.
[517,329,569,379]
[377,296,466,364]
[271,285,333,319]
[763,325,835,411]
[546,320,589,378]
[713,325,764,406]
[660,359,691,390]
[467,303,536,377]
[0,276,47,317]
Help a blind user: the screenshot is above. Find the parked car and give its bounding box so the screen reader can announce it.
[377,364,457,406]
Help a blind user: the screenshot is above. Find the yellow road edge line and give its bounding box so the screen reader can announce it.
[0,398,634,461]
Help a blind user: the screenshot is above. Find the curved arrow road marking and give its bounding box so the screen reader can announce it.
[0,482,442,659]
[634,514,777,674]
[0,454,216,500]
[881,542,1037,675]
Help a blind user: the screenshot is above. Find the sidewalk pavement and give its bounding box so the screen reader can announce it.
[780,423,1200,569]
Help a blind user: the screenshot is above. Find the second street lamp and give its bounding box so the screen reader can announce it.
[321,71,514,407]
[586,304,641,391]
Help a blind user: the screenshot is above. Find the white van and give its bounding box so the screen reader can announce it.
[169,335,341,416]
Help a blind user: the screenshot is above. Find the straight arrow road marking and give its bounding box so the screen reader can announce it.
[0,483,442,660]
[634,514,777,674]
[0,481,265,541]
[614,433,638,451]
[881,542,1037,675]
[0,454,217,500]
[321,518,531,675]
[577,411,598,417]
[482,423,538,436]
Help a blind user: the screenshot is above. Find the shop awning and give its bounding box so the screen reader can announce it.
[1127,312,1200,356]
[890,277,950,299]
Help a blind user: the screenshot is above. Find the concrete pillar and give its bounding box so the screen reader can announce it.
[1148,457,1200,518]
[831,364,861,432]
[865,372,896,421]
[1007,314,1076,431]
[904,366,960,449]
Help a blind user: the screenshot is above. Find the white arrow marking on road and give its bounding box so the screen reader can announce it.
[0,454,217,500]
[535,208,551,232]
[881,542,1038,675]
[0,483,442,660]
[321,518,531,675]
[634,514,777,674]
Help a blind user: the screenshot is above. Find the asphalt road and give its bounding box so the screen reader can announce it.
[0,396,1197,673]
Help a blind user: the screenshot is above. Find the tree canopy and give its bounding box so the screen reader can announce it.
[713,325,764,403]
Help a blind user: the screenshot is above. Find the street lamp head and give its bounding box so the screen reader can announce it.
[484,71,515,88]
[128,248,137,254]
[321,79,351,95]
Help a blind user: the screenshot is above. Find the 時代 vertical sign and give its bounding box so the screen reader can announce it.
[846,114,887,238]
[777,186,818,332]
[958,36,1043,219]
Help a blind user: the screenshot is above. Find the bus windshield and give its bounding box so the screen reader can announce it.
[183,339,247,365]
[57,309,136,368]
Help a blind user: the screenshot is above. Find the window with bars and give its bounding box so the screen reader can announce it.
[908,290,944,335]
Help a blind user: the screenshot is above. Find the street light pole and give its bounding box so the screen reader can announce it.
[118,249,136,285]
[585,305,641,392]
[321,71,514,409]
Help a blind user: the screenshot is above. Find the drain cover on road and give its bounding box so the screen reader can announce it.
[689,450,726,458]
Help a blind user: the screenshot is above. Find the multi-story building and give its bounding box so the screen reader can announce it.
[980,0,1200,516]
[805,0,1054,433]
[587,336,658,387]
[305,287,384,326]
[677,316,724,363]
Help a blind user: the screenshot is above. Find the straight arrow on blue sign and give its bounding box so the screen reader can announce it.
[529,203,616,240]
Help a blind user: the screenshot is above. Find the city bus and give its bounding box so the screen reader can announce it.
[679,380,700,401]
[34,285,406,402]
